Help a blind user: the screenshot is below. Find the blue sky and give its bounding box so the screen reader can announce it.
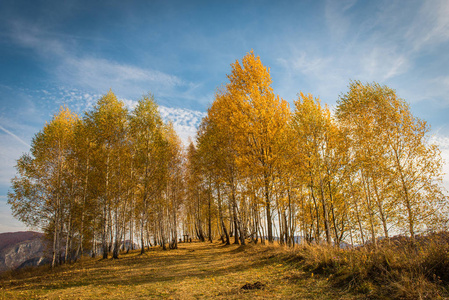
[1,0,448,232]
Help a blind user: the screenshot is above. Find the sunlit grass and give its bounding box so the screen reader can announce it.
[0,241,356,299]
[6,236,446,299]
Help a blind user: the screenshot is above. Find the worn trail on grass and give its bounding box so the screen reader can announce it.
[0,241,358,299]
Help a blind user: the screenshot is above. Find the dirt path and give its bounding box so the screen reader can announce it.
[0,241,358,299]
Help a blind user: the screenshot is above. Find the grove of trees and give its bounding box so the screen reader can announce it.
[8,51,448,267]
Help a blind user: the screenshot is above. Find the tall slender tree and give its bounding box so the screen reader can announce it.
[337,81,448,240]
[84,90,128,258]
[129,93,166,253]
[206,51,290,243]
[9,107,78,267]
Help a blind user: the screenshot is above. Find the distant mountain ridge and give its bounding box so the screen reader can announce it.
[0,231,43,251]
[0,231,50,272]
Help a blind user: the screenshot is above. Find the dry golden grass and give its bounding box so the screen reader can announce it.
[0,241,363,300]
[3,236,449,299]
[278,233,449,300]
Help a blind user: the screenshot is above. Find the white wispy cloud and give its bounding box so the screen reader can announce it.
[324,0,358,41]
[406,0,449,51]
[0,124,31,187]
[57,57,186,98]
[0,125,30,148]
[282,52,333,78]
[6,19,193,103]
[360,47,410,81]
[9,20,67,57]
[121,97,205,145]
[46,89,205,146]
[274,0,449,107]
[275,45,412,105]
[159,106,206,145]
[0,105,40,187]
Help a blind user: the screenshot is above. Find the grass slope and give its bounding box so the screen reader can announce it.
[0,241,360,300]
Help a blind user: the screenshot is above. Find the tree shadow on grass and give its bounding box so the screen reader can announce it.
[2,242,274,293]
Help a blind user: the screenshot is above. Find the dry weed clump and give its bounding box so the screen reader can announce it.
[281,232,449,299]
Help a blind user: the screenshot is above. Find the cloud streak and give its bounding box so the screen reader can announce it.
[5,19,196,106]
[324,0,357,41]
[273,0,449,109]
[0,125,30,148]
[56,56,186,99]
[406,0,449,51]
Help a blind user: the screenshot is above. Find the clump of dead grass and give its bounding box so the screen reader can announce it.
[268,232,449,299]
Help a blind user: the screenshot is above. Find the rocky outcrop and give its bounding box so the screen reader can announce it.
[0,231,50,272]
[0,231,43,251]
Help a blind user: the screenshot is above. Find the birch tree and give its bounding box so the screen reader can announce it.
[9,107,78,267]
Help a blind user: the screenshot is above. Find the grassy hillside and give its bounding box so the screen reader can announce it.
[1,237,448,299]
[0,241,356,300]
